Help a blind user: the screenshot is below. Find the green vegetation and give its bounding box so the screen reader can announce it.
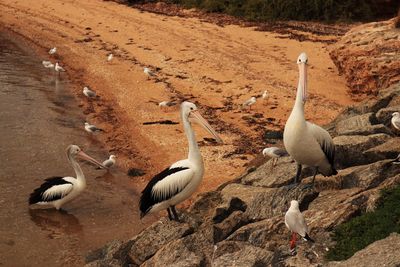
[326,185,400,261]
[163,0,398,22]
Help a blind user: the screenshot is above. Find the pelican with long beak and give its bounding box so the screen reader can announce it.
[29,145,105,210]
[140,101,223,221]
[283,53,337,188]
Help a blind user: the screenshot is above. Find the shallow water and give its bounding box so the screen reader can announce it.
[0,33,155,266]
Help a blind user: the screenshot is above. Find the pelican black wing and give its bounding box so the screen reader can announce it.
[139,167,189,217]
[29,176,72,204]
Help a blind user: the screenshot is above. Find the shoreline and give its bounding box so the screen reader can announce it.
[0,0,359,200]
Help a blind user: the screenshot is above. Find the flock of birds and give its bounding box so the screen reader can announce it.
[29,50,399,253]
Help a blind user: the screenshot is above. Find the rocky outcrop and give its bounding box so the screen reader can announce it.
[85,82,400,266]
[329,18,400,96]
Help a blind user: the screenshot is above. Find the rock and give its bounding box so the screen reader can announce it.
[85,240,132,267]
[327,233,400,267]
[334,113,391,136]
[329,18,400,95]
[334,134,391,168]
[375,105,400,124]
[128,220,194,266]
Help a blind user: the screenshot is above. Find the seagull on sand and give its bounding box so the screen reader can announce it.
[242,97,256,110]
[42,60,54,69]
[54,62,66,73]
[262,147,288,167]
[49,47,57,55]
[97,155,117,170]
[83,87,96,98]
[262,90,269,100]
[283,53,337,189]
[285,200,314,253]
[107,53,113,62]
[144,67,155,79]
[391,112,400,131]
[84,122,103,134]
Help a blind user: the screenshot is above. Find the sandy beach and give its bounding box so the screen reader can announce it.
[0,0,357,200]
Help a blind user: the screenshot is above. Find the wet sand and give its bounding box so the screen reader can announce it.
[0,0,358,226]
[0,33,156,266]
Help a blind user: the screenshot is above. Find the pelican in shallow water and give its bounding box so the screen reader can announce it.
[42,60,54,69]
[283,53,337,188]
[140,101,223,221]
[285,200,314,252]
[29,145,104,210]
[54,62,65,74]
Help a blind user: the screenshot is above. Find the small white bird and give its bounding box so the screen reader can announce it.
[102,155,117,169]
[262,147,288,167]
[391,112,400,131]
[84,122,103,134]
[242,96,257,110]
[107,53,113,62]
[144,67,155,79]
[285,200,314,252]
[83,87,96,98]
[54,62,65,73]
[49,47,57,55]
[262,90,269,100]
[42,60,54,69]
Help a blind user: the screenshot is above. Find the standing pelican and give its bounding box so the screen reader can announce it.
[285,200,314,252]
[283,53,337,188]
[391,112,400,130]
[140,101,223,221]
[55,62,66,74]
[29,145,104,210]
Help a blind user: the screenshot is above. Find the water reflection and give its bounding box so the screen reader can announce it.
[29,209,83,239]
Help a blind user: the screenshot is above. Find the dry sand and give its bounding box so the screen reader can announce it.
[0,0,357,204]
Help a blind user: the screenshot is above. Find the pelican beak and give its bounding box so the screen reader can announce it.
[77,151,105,168]
[189,110,223,144]
[299,63,307,103]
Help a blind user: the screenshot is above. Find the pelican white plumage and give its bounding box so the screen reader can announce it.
[283,53,337,188]
[54,62,66,74]
[83,86,96,98]
[144,67,155,79]
[285,200,314,251]
[49,47,57,55]
[29,145,104,210]
[42,60,54,69]
[107,53,113,62]
[140,101,223,221]
[391,112,400,130]
[242,96,256,110]
[262,147,288,166]
[84,122,103,133]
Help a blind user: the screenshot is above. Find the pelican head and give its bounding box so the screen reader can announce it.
[392,112,399,118]
[289,200,300,210]
[181,101,223,144]
[66,145,104,168]
[297,53,308,103]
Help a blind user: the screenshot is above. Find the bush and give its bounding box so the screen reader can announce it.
[326,185,400,261]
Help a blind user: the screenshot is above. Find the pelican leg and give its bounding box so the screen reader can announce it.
[171,206,181,222]
[167,207,174,221]
[302,167,318,190]
[285,164,302,190]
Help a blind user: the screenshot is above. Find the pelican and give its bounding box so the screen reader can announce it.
[29,145,104,210]
[83,86,96,98]
[84,122,103,133]
[285,200,314,252]
[49,47,57,55]
[42,60,54,69]
[391,112,400,130]
[283,53,337,188]
[107,53,113,62]
[140,101,223,221]
[262,147,288,166]
[242,97,256,110]
[144,67,155,79]
[55,62,66,73]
